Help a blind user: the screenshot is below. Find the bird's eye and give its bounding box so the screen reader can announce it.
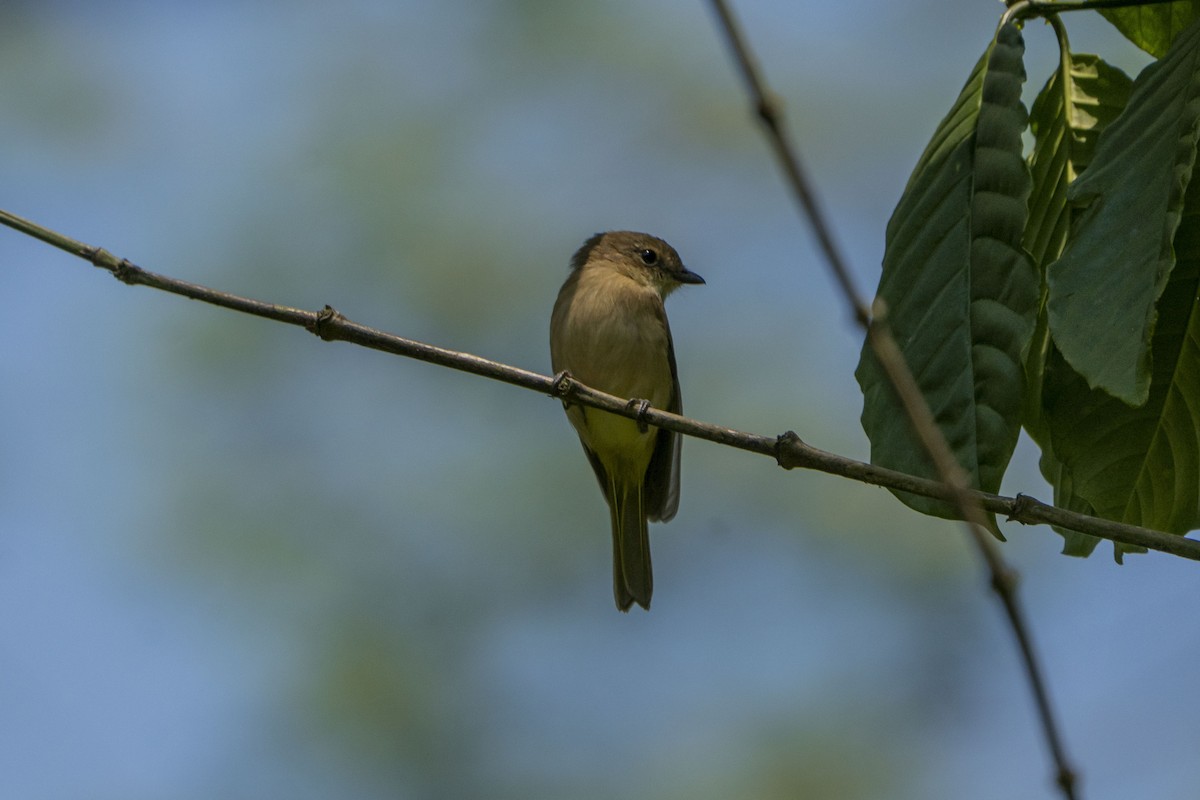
[639,249,659,266]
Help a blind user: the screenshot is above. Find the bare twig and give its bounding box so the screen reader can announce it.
[705,2,1080,797]
[4,206,1198,568]
[2,211,1198,798]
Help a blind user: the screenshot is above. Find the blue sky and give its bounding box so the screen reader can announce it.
[1,3,1193,799]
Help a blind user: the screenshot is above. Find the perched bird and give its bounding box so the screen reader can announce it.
[550,231,704,611]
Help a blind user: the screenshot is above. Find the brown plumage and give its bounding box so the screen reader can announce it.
[549,231,704,611]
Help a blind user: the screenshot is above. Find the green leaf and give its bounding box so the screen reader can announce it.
[855,24,1037,523]
[1047,17,1200,406]
[1023,49,1133,444]
[1018,44,1138,558]
[1040,175,1200,553]
[1100,0,1200,58]
[1036,452,1106,557]
[1024,51,1133,271]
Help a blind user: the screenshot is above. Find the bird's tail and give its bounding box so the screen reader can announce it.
[609,479,653,611]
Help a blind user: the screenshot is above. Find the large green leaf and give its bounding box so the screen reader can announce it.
[855,24,1037,523]
[1024,49,1133,447]
[1041,175,1200,554]
[1047,18,1200,406]
[1101,0,1200,58]
[1019,42,1135,557]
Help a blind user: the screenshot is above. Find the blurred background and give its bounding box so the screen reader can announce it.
[1,1,1195,798]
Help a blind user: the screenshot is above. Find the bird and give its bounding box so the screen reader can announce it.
[550,231,704,611]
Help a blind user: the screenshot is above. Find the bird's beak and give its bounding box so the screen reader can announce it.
[677,267,706,285]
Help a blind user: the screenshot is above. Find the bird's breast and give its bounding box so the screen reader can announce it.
[550,274,673,408]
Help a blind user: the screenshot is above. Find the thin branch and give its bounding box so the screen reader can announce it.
[4,205,1198,567]
[705,3,1081,797]
[4,212,1200,794]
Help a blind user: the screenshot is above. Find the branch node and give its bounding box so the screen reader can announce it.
[626,398,652,433]
[990,564,1021,596]
[111,259,143,285]
[1056,766,1078,798]
[853,303,872,329]
[550,370,575,400]
[1009,492,1036,523]
[311,304,345,341]
[775,430,804,469]
[756,94,781,128]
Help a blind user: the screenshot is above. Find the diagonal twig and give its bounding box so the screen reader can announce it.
[705,2,1080,797]
[4,205,1199,566]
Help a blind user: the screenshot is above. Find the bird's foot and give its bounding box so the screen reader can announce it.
[626,398,652,433]
[551,370,575,403]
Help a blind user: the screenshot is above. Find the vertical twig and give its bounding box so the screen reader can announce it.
[705,2,1078,797]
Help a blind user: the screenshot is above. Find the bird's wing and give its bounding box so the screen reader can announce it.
[644,304,682,522]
